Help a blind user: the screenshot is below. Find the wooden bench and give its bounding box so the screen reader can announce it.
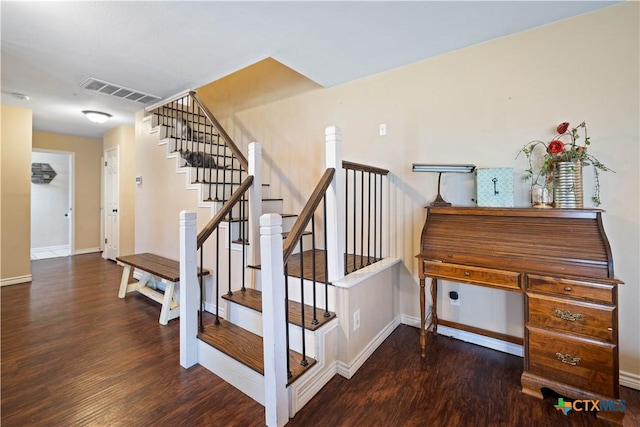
[116,253,210,325]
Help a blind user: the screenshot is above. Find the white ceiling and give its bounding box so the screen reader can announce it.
[1,1,619,139]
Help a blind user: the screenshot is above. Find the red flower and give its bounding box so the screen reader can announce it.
[576,146,584,152]
[547,140,565,154]
[556,122,570,134]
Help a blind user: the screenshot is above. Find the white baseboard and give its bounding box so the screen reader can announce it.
[74,247,101,255]
[620,370,640,390]
[402,314,523,356]
[0,275,32,287]
[402,315,640,388]
[336,315,402,379]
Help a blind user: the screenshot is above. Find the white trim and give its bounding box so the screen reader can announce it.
[31,148,75,256]
[288,319,339,415]
[31,245,71,256]
[620,371,640,390]
[0,275,32,286]
[401,314,523,357]
[332,257,401,289]
[74,247,101,255]
[336,315,402,379]
[403,315,639,388]
[144,89,193,113]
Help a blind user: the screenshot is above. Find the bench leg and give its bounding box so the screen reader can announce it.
[118,265,132,298]
[159,281,176,325]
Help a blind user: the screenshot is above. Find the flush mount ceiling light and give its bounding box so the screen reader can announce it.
[82,110,112,124]
[412,164,476,207]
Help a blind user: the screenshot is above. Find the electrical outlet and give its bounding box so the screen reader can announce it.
[353,309,361,331]
[449,290,460,306]
[379,123,387,136]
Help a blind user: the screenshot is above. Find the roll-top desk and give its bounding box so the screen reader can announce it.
[416,207,624,424]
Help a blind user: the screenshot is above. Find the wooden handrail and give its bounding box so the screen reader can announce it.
[342,160,389,175]
[283,168,335,265]
[190,91,249,171]
[196,176,254,248]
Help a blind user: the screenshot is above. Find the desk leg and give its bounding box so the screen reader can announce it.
[419,277,426,358]
[430,277,438,336]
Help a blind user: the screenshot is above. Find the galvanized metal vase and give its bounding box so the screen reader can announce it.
[553,161,583,208]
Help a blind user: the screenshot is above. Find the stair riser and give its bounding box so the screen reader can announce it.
[154,117,217,138]
[186,167,244,184]
[224,302,318,359]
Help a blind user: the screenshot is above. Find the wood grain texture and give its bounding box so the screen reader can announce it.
[289,325,640,427]
[116,252,210,282]
[3,255,638,426]
[1,254,263,426]
[222,288,336,331]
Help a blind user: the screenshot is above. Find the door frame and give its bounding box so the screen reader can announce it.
[103,146,120,260]
[31,148,75,256]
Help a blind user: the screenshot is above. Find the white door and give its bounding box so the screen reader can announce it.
[104,147,119,260]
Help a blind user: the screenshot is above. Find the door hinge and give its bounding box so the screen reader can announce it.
[105,161,107,167]
[105,238,107,244]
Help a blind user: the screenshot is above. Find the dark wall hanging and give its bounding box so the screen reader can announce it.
[31,163,57,184]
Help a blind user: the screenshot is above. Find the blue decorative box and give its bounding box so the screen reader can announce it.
[475,168,514,207]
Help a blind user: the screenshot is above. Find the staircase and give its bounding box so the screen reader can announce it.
[144,91,394,427]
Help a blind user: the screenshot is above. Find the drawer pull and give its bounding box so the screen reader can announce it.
[554,309,582,322]
[556,352,581,366]
[464,271,471,277]
[563,286,572,292]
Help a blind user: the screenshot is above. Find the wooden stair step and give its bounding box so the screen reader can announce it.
[249,249,383,284]
[222,288,336,331]
[198,317,316,386]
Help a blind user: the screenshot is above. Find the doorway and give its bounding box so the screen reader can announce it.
[103,147,119,260]
[30,150,74,260]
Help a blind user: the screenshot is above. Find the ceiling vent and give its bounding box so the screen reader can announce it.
[79,77,162,104]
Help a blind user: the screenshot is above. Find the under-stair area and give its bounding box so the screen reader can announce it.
[140,91,399,426]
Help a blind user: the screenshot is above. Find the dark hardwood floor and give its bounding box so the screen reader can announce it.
[2,254,639,426]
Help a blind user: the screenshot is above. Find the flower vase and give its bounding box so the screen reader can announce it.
[553,161,583,208]
[531,184,553,208]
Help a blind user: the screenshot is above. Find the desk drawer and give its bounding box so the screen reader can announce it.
[527,275,615,304]
[423,261,520,291]
[527,326,615,397]
[527,293,614,342]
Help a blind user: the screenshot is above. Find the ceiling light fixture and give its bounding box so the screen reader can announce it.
[82,110,112,124]
[412,164,476,207]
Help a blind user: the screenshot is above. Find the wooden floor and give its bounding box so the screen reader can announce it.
[2,254,639,426]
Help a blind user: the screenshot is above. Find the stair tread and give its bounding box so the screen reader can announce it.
[222,288,336,331]
[198,317,316,385]
[250,249,382,283]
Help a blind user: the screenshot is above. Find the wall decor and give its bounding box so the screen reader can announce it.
[31,162,57,184]
[475,167,514,207]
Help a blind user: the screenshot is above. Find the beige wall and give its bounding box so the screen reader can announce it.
[104,126,136,256]
[136,3,639,377]
[32,131,102,253]
[1,105,33,283]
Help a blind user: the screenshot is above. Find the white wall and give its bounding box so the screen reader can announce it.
[135,3,639,379]
[31,151,70,249]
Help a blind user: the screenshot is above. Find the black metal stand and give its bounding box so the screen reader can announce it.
[430,172,452,207]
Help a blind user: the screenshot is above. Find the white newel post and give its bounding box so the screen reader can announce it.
[248,142,262,284]
[180,210,198,368]
[325,125,345,282]
[260,214,288,427]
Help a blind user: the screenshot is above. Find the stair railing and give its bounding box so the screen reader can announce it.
[146,91,247,203]
[282,168,335,378]
[342,160,389,275]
